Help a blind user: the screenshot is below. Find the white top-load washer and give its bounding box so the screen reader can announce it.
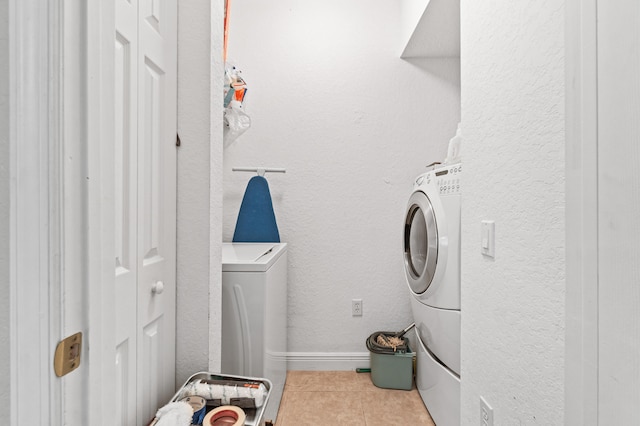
[404,164,461,426]
[221,242,288,425]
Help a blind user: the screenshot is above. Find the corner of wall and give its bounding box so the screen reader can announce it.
[208,0,225,373]
[460,0,566,424]
[176,0,224,384]
[0,0,10,420]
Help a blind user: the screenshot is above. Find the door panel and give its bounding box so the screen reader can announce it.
[115,340,132,425]
[140,58,164,262]
[115,0,177,423]
[141,318,163,422]
[115,32,135,275]
[143,0,163,34]
[136,0,177,422]
[115,0,139,424]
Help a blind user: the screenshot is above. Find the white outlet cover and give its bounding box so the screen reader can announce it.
[352,299,363,316]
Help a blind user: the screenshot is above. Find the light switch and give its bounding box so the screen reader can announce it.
[481,220,495,258]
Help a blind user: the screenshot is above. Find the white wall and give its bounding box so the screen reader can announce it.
[400,0,430,50]
[176,0,224,384]
[0,0,9,419]
[224,0,460,359]
[460,1,565,424]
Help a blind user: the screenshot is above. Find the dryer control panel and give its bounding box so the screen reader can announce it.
[421,164,461,196]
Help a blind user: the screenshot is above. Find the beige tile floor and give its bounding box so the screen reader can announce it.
[274,371,435,425]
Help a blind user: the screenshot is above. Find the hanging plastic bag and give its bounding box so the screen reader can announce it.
[224,100,251,148]
[223,64,251,147]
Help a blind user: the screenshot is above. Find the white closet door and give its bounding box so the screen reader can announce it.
[597,0,640,423]
[136,0,177,423]
[114,0,140,423]
[114,0,177,423]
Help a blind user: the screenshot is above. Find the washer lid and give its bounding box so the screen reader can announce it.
[404,190,440,295]
[222,242,287,272]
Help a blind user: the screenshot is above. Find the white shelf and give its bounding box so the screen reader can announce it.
[400,0,460,58]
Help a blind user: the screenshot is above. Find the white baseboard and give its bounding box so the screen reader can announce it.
[286,352,370,371]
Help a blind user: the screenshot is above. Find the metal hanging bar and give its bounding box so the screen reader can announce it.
[232,167,287,177]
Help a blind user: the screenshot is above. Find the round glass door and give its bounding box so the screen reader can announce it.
[404,191,439,294]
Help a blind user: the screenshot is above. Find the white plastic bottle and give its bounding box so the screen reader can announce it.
[445,123,462,164]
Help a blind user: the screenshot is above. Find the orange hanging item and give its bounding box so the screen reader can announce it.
[223,0,231,62]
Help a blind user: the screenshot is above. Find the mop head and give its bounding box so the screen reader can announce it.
[376,334,406,352]
[366,331,409,354]
[153,401,193,426]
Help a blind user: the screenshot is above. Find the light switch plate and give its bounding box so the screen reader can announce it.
[481,220,495,258]
[480,396,494,426]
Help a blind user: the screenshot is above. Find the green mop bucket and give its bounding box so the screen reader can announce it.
[366,330,414,390]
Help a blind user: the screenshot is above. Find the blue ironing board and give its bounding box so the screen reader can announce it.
[233,175,280,243]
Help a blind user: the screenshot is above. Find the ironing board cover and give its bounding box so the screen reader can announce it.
[232,175,280,243]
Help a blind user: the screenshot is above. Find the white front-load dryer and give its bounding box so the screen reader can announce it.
[404,164,461,311]
[404,163,461,426]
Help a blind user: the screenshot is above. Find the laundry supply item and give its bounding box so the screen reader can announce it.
[171,372,273,426]
[367,330,410,354]
[180,395,207,425]
[444,123,462,164]
[150,401,193,426]
[224,65,251,147]
[367,334,414,391]
[224,100,251,148]
[203,405,247,426]
[178,379,269,409]
[233,175,280,243]
[393,322,416,338]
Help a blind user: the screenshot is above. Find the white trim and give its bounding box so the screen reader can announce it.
[9,0,62,425]
[48,0,63,424]
[286,352,371,371]
[208,0,226,376]
[86,0,116,424]
[565,0,599,424]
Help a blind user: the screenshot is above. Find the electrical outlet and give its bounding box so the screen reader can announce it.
[480,396,493,426]
[352,299,363,316]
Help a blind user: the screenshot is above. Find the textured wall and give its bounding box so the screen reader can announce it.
[460,1,565,424]
[176,0,224,384]
[224,0,460,356]
[0,0,9,420]
[208,0,224,374]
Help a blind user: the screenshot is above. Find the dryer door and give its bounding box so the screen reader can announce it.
[404,190,443,295]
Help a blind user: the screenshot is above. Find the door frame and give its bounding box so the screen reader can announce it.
[86,0,117,424]
[9,0,63,424]
[10,0,117,425]
[565,0,599,424]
